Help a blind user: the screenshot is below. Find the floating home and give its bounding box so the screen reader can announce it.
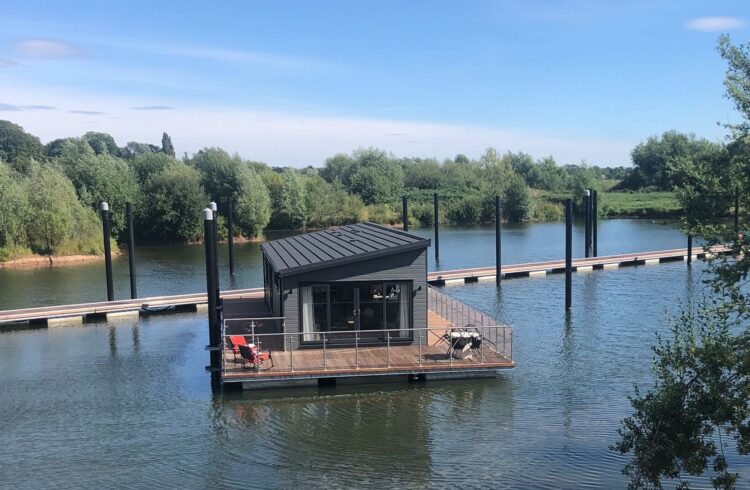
[221,222,514,389]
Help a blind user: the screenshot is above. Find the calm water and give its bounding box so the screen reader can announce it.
[0,219,692,310]
[1,219,743,489]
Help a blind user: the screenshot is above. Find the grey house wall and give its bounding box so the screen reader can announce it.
[280,248,427,350]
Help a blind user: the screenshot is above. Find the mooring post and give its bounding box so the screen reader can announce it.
[584,190,591,258]
[495,196,502,285]
[687,201,693,265]
[209,202,220,300]
[687,234,693,265]
[565,199,573,311]
[100,202,114,301]
[126,201,137,299]
[592,189,598,257]
[402,196,409,232]
[228,198,235,276]
[433,192,440,262]
[735,188,740,233]
[203,208,220,372]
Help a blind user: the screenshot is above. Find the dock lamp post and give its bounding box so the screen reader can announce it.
[565,199,573,311]
[209,201,220,299]
[228,198,235,276]
[584,190,591,258]
[433,193,440,263]
[100,202,114,301]
[202,208,221,373]
[495,196,502,285]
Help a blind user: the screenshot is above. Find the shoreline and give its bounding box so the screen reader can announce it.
[0,251,121,269]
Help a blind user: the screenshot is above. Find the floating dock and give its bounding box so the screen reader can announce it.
[0,246,729,326]
[426,245,729,286]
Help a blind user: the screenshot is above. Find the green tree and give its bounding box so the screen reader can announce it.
[235,169,271,238]
[0,161,29,254]
[53,139,138,236]
[321,153,355,185]
[189,147,246,212]
[348,148,405,204]
[83,131,119,155]
[503,173,531,222]
[269,170,308,229]
[613,35,750,489]
[0,120,45,174]
[25,164,80,254]
[136,163,207,242]
[130,151,177,184]
[161,132,175,157]
[631,131,714,190]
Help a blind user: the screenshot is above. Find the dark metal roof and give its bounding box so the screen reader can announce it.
[261,222,430,277]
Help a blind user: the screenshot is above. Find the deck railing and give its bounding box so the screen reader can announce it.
[221,324,513,378]
[427,286,511,358]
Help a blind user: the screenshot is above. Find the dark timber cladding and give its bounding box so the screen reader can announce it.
[261,222,431,276]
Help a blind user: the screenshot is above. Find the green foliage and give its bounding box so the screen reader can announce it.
[348,148,405,204]
[235,168,271,238]
[161,132,175,157]
[130,152,177,184]
[0,120,44,174]
[718,35,750,137]
[82,132,119,155]
[627,131,718,191]
[136,163,207,242]
[0,161,28,249]
[267,170,307,229]
[189,148,247,211]
[503,173,532,222]
[25,163,101,255]
[614,35,750,489]
[304,177,365,228]
[53,139,138,236]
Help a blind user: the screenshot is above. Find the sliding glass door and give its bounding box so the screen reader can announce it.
[300,281,412,344]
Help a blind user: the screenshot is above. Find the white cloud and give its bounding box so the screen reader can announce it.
[685,16,746,32]
[13,39,85,59]
[0,85,634,166]
[114,41,343,72]
[0,58,17,68]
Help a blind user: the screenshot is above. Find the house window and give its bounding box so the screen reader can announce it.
[300,281,412,344]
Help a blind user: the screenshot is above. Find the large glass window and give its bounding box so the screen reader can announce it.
[300,281,412,344]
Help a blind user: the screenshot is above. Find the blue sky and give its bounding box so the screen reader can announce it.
[0,0,748,166]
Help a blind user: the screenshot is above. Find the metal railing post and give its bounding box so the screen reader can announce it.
[290,335,294,372]
[323,333,327,371]
[355,332,359,369]
[481,328,485,364]
[419,332,423,366]
[386,332,391,368]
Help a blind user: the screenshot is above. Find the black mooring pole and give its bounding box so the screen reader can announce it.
[433,192,440,262]
[203,208,220,372]
[126,201,137,299]
[100,202,114,301]
[687,203,693,265]
[565,199,573,311]
[584,190,591,258]
[735,188,740,233]
[592,189,598,257]
[402,196,409,232]
[228,198,235,276]
[495,196,502,285]
[210,202,220,300]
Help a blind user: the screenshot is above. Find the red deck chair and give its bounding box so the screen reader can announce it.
[238,344,273,370]
[229,335,248,363]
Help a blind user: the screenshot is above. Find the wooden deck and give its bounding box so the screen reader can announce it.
[221,307,514,386]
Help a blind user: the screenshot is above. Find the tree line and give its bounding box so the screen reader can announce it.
[0,119,634,259]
